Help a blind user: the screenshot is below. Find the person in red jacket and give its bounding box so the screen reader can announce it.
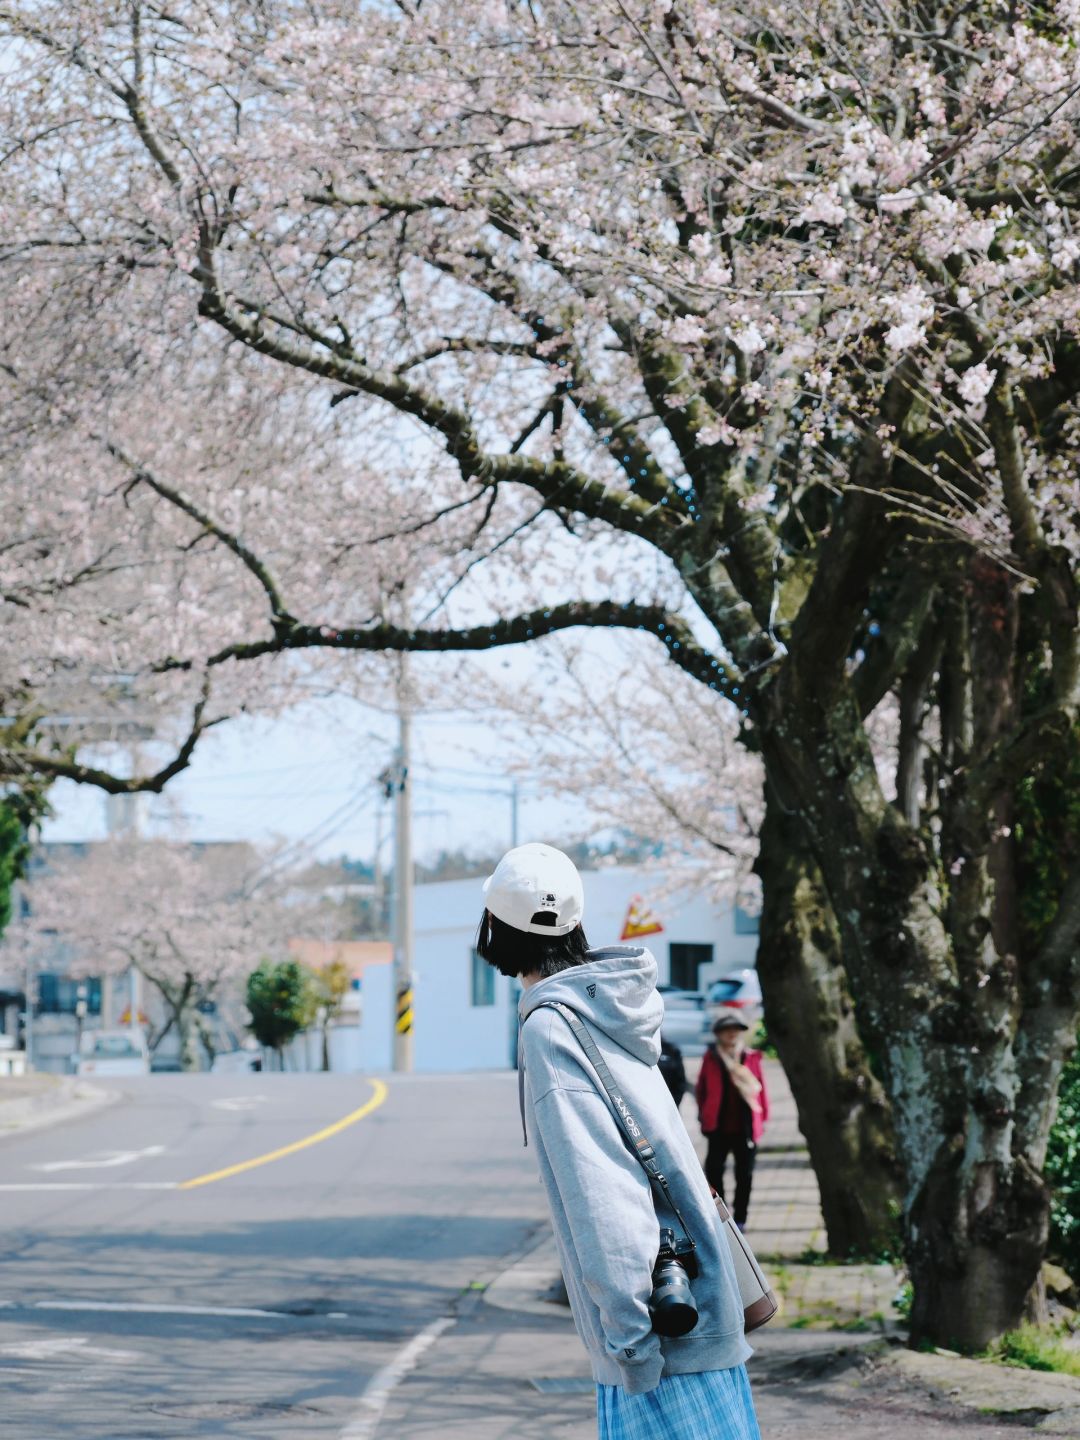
[695,1014,769,1231]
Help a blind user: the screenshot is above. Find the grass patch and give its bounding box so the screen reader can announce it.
[986,1324,1080,1378]
[768,1263,792,1298]
[787,1243,905,1267]
[792,1246,840,1266]
[782,1310,886,1332]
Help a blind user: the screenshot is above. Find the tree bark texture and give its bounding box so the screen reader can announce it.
[749,560,1078,1350]
[755,791,903,1257]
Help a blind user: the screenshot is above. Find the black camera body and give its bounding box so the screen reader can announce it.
[648,1226,699,1337]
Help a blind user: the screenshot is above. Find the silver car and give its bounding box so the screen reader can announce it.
[657,988,711,1057]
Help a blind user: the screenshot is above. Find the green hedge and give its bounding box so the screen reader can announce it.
[1047,1037,1080,1277]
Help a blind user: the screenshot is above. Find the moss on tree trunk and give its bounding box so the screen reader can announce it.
[756,792,903,1257]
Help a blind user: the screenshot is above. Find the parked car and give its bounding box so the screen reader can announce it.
[149,1054,183,1074]
[705,969,763,1027]
[75,1029,150,1078]
[657,987,711,1057]
[210,1047,262,1074]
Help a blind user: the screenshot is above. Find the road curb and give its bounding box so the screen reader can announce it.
[882,1347,1080,1433]
[0,1077,118,1138]
[483,1228,573,1320]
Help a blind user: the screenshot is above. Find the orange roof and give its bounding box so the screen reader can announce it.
[287,939,392,978]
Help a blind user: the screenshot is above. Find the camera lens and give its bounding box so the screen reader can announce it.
[650,1256,698,1336]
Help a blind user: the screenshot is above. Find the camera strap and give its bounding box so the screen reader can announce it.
[532,1000,698,1253]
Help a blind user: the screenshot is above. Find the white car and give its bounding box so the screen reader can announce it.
[705,969,763,1028]
[658,988,712,1058]
[75,1029,151,1077]
[210,1047,262,1074]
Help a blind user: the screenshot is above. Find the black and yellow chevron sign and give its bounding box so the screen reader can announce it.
[395,985,414,1035]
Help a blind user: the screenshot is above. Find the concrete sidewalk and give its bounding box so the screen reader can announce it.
[0,1071,115,1136]
[373,1058,1080,1438]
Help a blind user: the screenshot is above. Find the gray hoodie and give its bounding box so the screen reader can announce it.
[518,946,751,1394]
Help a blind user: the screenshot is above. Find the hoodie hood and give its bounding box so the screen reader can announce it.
[518,946,662,1065]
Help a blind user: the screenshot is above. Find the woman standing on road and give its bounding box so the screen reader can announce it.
[695,1016,769,1232]
[478,842,761,1440]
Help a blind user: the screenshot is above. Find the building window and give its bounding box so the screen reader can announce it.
[470,950,495,1007]
[734,906,761,936]
[668,943,713,990]
[36,974,102,1016]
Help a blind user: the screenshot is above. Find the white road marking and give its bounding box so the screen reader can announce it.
[32,1300,300,1320]
[211,1095,268,1112]
[339,1316,455,1440]
[34,1145,166,1173]
[0,1183,177,1192]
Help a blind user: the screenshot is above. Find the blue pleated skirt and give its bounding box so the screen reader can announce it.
[596,1364,761,1440]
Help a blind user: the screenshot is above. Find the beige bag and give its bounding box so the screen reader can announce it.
[710,1187,778,1332]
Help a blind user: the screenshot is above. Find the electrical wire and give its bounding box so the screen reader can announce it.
[242,783,376,894]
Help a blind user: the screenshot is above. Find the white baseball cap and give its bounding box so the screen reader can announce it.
[482,843,585,936]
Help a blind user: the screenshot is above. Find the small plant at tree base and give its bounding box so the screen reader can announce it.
[987,1324,1080,1379]
[750,1019,777,1059]
[892,1281,914,1324]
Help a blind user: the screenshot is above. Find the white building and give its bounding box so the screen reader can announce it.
[351,865,759,1074]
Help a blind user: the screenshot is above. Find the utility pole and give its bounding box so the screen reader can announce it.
[106,771,144,1034]
[9,877,33,1070]
[23,959,34,1070]
[389,668,414,1072]
[373,798,387,937]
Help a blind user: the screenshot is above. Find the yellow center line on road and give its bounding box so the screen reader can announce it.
[178,1079,389,1190]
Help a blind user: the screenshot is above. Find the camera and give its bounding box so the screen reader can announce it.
[648,1227,699,1336]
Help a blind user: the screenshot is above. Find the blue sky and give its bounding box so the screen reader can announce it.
[40,681,578,868]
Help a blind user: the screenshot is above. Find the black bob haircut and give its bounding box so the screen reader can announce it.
[475,908,591,980]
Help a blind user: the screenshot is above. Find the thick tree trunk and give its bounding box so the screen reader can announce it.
[907,1141,1049,1349]
[900,559,1054,1349]
[757,670,1066,1350]
[756,791,903,1256]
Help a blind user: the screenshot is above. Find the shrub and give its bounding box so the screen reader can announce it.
[1047,1036,1080,1277]
[245,959,310,1060]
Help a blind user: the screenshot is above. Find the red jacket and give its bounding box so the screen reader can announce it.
[696,1045,769,1144]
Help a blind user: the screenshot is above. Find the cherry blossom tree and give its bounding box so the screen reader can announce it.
[15,838,288,1070]
[3,0,1080,1344]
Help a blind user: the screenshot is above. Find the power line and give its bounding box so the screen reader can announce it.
[243,783,376,894]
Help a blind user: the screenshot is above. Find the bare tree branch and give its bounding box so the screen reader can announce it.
[153,599,738,698]
[0,678,223,794]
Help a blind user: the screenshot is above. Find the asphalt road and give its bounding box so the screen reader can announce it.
[0,1072,548,1440]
